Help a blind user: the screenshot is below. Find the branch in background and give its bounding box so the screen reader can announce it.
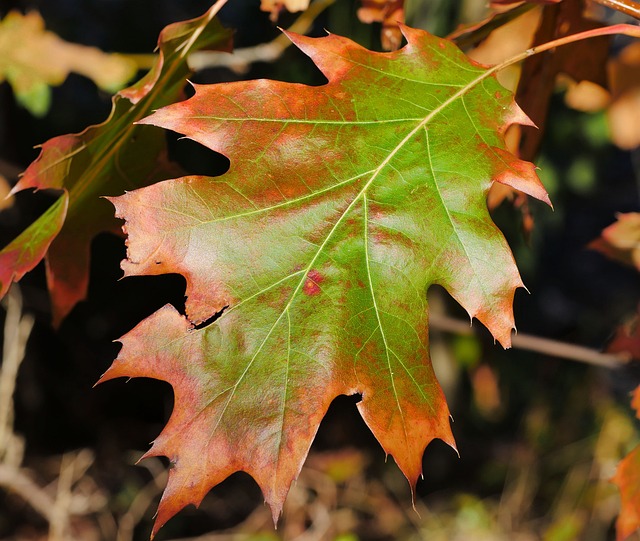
[0,288,34,466]
[188,0,336,74]
[0,463,56,522]
[429,312,630,369]
[591,0,640,20]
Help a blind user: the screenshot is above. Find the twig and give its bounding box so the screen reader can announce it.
[116,457,167,541]
[188,0,337,74]
[0,463,57,522]
[591,0,640,20]
[0,288,34,465]
[429,313,630,369]
[49,453,75,541]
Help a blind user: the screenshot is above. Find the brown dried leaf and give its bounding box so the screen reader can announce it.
[515,0,610,161]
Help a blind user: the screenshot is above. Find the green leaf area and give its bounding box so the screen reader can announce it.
[0,8,232,326]
[99,25,550,536]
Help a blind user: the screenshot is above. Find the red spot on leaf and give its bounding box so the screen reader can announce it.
[303,269,323,296]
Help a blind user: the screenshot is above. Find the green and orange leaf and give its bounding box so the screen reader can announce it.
[99,25,549,536]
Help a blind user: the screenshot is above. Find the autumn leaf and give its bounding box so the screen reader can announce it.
[612,385,640,541]
[606,309,640,361]
[588,214,640,360]
[0,8,232,326]
[514,0,610,161]
[0,11,136,116]
[99,25,549,536]
[589,213,640,271]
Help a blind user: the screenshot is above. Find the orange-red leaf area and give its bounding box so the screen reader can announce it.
[607,309,640,361]
[100,25,549,537]
[613,385,640,541]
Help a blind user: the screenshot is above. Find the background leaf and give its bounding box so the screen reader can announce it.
[0,7,232,326]
[0,11,136,117]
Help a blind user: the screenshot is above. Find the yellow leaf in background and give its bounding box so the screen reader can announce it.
[357,0,405,51]
[259,0,310,21]
[0,11,136,116]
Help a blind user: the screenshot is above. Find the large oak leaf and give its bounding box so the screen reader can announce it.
[100,25,549,535]
[0,8,232,326]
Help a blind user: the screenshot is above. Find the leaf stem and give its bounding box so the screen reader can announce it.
[493,23,640,75]
[591,0,640,20]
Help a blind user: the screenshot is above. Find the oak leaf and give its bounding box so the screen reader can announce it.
[0,11,136,116]
[99,25,549,536]
[588,214,640,361]
[0,9,232,326]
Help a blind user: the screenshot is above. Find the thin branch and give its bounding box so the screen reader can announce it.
[591,0,640,20]
[177,0,230,59]
[0,288,34,464]
[491,23,640,76]
[188,0,337,74]
[0,463,56,522]
[49,453,75,541]
[429,313,630,369]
